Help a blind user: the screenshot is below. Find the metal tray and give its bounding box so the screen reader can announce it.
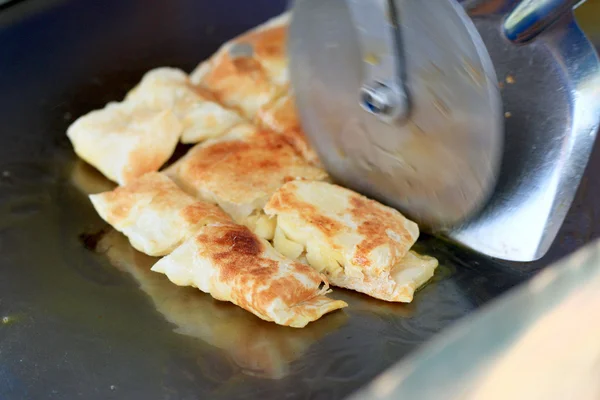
[0,0,598,399]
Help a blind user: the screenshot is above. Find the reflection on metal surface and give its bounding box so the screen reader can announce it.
[504,0,581,43]
[353,237,600,400]
[70,159,115,195]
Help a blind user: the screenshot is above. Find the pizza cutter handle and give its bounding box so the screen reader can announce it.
[504,0,586,43]
[346,0,410,124]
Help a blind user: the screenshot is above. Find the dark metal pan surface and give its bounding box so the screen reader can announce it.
[0,1,599,399]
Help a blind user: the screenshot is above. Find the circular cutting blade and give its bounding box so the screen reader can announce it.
[289,0,503,230]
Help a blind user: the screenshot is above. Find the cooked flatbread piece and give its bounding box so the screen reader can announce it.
[166,123,327,240]
[264,180,438,302]
[67,102,181,185]
[190,13,320,165]
[126,67,243,143]
[151,222,347,328]
[90,172,231,256]
[190,13,289,119]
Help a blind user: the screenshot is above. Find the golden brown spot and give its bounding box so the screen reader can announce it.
[187,84,219,102]
[188,82,247,117]
[101,189,134,222]
[100,172,171,222]
[194,22,288,120]
[237,26,286,61]
[183,140,253,177]
[257,93,299,132]
[262,275,317,307]
[232,57,266,80]
[210,53,266,84]
[255,92,319,163]
[198,52,274,117]
[194,223,325,315]
[218,227,264,256]
[173,130,326,205]
[97,173,230,237]
[349,196,413,267]
[275,187,343,237]
[181,202,231,226]
[198,224,275,285]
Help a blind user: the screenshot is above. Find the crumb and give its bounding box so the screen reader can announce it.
[506,75,515,84]
[110,385,116,390]
[498,81,504,89]
[505,112,512,118]
[364,53,380,65]
[2,316,10,324]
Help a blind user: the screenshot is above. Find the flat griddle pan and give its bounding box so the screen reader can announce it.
[0,0,599,399]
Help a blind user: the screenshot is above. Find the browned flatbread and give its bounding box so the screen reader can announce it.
[152,222,347,328]
[256,91,320,165]
[190,14,289,119]
[67,102,181,185]
[190,13,321,166]
[126,67,243,144]
[166,123,327,239]
[264,180,438,302]
[90,172,231,256]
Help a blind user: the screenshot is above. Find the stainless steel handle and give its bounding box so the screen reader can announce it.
[504,0,586,43]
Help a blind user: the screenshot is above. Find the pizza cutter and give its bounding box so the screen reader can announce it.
[288,0,600,261]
